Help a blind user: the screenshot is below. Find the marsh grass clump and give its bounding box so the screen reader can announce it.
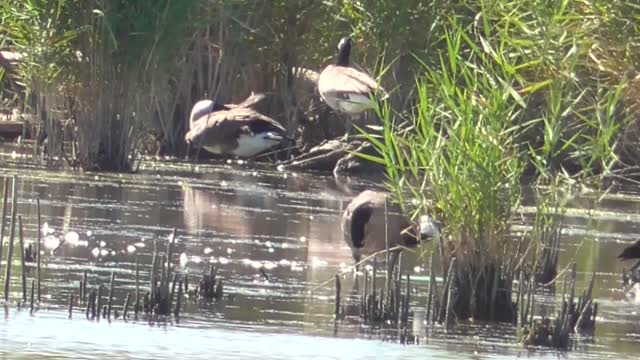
[0,0,202,170]
[356,0,633,325]
[361,21,524,323]
[197,265,224,302]
[520,264,598,349]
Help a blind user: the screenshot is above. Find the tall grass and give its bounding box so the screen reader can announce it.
[0,0,201,170]
[357,0,636,320]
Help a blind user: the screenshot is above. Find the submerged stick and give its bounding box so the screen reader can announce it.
[135,254,140,316]
[87,289,96,320]
[444,258,457,330]
[174,278,183,318]
[79,280,83,304]
[403,272,411,328]
[150,240,158,303]
[168,273,178,312]
[166,228,177,284]
[335,274,341,320]
[371,258,377,321]
[384,197,391,308]
[123,293,131,320]
[0,178,9,277]
[36,197,42,303]
[68,293,74,319]
[82,271,87,303]
[3,177,17,302]
[96,285,102,321]
[29,279,34,315]
[18,216,27,302]
[425,252,434,326]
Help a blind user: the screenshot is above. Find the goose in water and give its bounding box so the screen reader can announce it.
[341,190,441,271]
[318,37,388,136]
[185,93,287,158]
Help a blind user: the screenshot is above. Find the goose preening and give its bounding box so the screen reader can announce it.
[318,37,387,114]
[341,190,441,272]
[185,93,288,158]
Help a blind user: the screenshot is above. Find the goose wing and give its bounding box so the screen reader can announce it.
[185,108,285,145]
[226,93,267,109]
[319,65,384,97]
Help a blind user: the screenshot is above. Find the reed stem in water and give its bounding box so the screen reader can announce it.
[3,177,17,302]
[18,216,27,302]
[0,178,9,277]
[36,198,41,303]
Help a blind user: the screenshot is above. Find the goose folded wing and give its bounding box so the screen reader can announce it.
[322,67,383,97]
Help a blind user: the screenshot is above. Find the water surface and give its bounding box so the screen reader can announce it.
[0,143,640,359]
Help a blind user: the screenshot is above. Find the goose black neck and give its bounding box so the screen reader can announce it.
[337,43,351,66]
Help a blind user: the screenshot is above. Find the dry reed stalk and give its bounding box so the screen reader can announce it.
[0,178,9,276]
[107,271,115,319]
[17,216,27,302]
[82,271,87,303]
[3,177,17,302]
[135,254,140,316]
[174,277,183,318]
[36,198,41,303]
[444,258,457,330]
[123,293,131,320]
[29,279,35,315]
[68,293,74,319]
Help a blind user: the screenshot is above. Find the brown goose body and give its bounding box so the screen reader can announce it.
[185,94,287,158]
[318,37,387,115]
[341,190,435,263]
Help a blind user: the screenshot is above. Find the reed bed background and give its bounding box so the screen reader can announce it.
[0,0,638,173]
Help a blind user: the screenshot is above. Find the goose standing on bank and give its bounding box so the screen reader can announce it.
[342,190,441,272]
[185,93,288,158]
[318,37,388,135]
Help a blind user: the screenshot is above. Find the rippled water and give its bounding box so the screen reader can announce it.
[1,143,640,359]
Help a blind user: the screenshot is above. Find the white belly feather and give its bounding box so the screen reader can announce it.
[232,133,282,157]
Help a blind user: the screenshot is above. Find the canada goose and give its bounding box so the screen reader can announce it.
[318,37,388,137]
[341,190,441,270]
[185,93,287,158]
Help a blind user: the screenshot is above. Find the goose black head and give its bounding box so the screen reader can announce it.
[336,36,352,66]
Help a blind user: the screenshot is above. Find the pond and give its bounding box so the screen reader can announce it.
[0,142,639,359]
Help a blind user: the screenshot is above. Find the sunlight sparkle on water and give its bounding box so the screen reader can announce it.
[44,235,60,250]
[177,253,188,267]
[64,231,80,246]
